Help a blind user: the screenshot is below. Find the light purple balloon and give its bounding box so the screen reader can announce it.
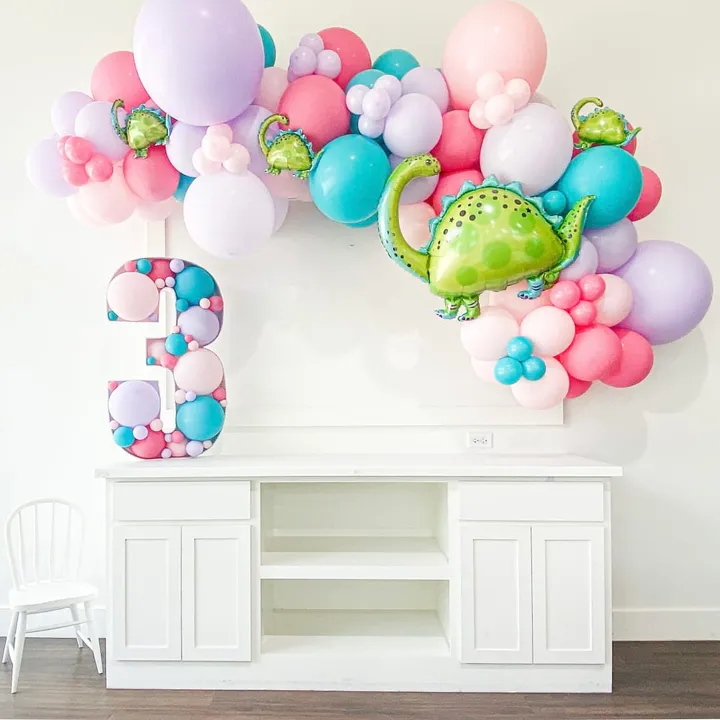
[390,154,439,205]
[375,75,403,104]
[346,86,368,115]
[401,67,449,113]
[26,136,76,198]
[178,306,221,346]
[108,380,161,428]
[133,0,264,126]
[559,239,599,281]
[289,46,317,77]
[616,240,713,345]
[74,101,129,162]
[383,94,443,158]
[316,50,341,79]
[229,105,278,176]
[358,116,385,139]
[186,440,205,457]
[300,33,324,54]
[585,219,638,273]
[51,91,92,137]
[167,122,207,177]
[362,88,392,120]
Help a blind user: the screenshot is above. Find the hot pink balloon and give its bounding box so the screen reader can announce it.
[398,203,436,250]
[569,300,597,327]
[557,325,622,382]
[460,307,519,361]
[594,274,633,327]
[79,164,138,224]
[430,170,484,214]
[628,166,662,222]
[520,306,575,357]
[431,110,485,174]
[511,357,569,410]
[317,27,372,90]
[123,146,180,202]
[566,375,592,399]
[489,282,551,321]
[64,137,93,165]
[86,154,114,183]
[255,67,289,113]
[442,0,547,110]
[549,280,581,310]
[91,51,150,108]
[601,329,654,388]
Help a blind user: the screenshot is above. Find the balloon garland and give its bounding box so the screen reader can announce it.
[27,0,713,426]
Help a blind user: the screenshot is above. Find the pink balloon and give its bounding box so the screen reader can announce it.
[549,280,581,310]
[578,274,606,302]
[489,282,552,321]
[399,203,436,251]
[136,197,179,222]
[431,110,485,173]
[566,375,592,399]
[460,307,519,361]
[557,325,622,382]
[79,164,138,224]
[430,170,484,214]
[67,194,107,227]
[64,137,93,165]
[601,329,654,388]
[173,348,224,395]
[317,27,372,90]
[255,67,289,113]
[569,300,597,327]
[107,271,159,321]
[628,166,662,222]
[86,154,113,183]
[442,0,547,110]
[470,358,498,383]
[261,170,312,202]
[511,357,569,410]
[130,429,166,459]
[594,274,633,327]
[520,306,575,357]
[123,146,180,202]
[91,50,149,108]
[62,162,89,187]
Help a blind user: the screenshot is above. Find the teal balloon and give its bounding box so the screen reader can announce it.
[309,135,391,225]
[174,266,215,304]
[494,357,523,386]
[558,146,643,229]
[136,258,152,274]
[176,299,189,312]
[258,25,276,67]
[346,68,384,92]
[174,174,195,202]
[506,336,533,363]
[113,426,135,448]
[176,396,225,442]
[542,190,567,216]
[373,49,419,79]
[165,332,188,356]
[345,212,378,229]
[522,356,547,381]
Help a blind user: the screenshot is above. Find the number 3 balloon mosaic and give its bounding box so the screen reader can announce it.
[107,259,226,459]
[27,0,713,451]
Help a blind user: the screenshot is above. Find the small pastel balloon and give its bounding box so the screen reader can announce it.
[86,154,113,183]
[522,356,546,381]
[383,94,443,157]
[346,85,369,115]
[64,137,93,165]
[594,274,633,327]
[51,91,93,137]
[206,124,233,141]
[460,307,519,361]
[255,67,289,113]
[475,71,505,101]
[229,104,278,176]
[289,46,317,77]
[62,162,89,187]
[578,274,606,302]
[628,166,662,222]
[186,440,205,458]
[362,88,392,120]
[398,202,436,250]
[317,50,342,79]
[173,348,224,394]
[549,280,581,310]
[108,380,161,427]
[601,329,654,388]
[133,425,149,441]
[470,357,499,383]
[559,239,599,282]
[585,218,638,274]
[484,94,515,126]
[431,111,484,174]
[373,49,419,80]
[505,78,532,109]
[107,271,159,321]
[542,190,566,215]
[390,154,439,204]
[569,300,597,327]
[468,100,491,130]
[506,336,533,362]
[113,427,135,448]
[520,305,576,356]
[74,100,129,162]
[358,115,385,139]
[557,325,622,382]
[374,74,403,104]
[193,148,220,175]
[494,357,523,385]
[489,282,551,321]
[430,170,484,214]
[401,67,449,112]
[511,357,569,410]
[566,375,592,399]
[300,33,324,54]
[223,144,251,174]
[202,135,231,163]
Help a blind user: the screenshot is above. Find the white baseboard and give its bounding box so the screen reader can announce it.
[0,607,717,642]
[0,606,106,639]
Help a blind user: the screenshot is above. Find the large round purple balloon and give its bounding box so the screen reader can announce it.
[26,137,76,198]
[133,0,264,126]
[178,306,221,347]
[390,153,438,205]
[51,91,92,137]
[383,94,443,158]
[559,238,598,282]
[229,105,279,177]
[585,219,638,273]
[167,122,207,177]
[74,101,129,162]
[109,380,161,428]
[616,240,713,345]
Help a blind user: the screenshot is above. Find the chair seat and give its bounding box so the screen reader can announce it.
[9,581,98,613]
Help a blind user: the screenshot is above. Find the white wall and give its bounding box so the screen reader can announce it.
[2,0,718,640]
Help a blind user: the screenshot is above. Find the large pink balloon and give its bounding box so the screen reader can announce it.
[489,282,551,321]
[511,357,569,410]
[601,329,654,388]
[79,165,138,224]
[91,51,149,108]
[470,358,498,383]
[460,307,519,361]
[173,349,224,394]
[123,146,180,202]
[107,272,159,321]
[595,274,633,327]
[398,203,435,250]
[557,325,622,382]
[520,306,575,357]
[442,0,547,111]
[255,67,289,113]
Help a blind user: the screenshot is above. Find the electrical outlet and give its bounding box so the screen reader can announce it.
[467,431,493,449]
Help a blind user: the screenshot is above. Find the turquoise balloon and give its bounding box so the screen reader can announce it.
[558,146,643,229]
[176,396,225,442]
[522,357,547,382]
[113,426,135,448]
[542,190,567,216]
[258,25,276,67]
[174,174,195,202]
[494,357,523,386]
[136,258,152,274]
[506,336,533,363]
[373,49,420,79]
[309,135,391,225]
[346,68,384,92]
[174,266,215,305]
[345,212,378,229]
[165,332,188,356]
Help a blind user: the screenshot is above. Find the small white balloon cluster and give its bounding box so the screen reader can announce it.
[288,33,342,83]
[345,75,404,139]
[192,125,251,176]
[469,71,532,130]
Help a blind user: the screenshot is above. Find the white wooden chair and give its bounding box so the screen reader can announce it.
[2,499,103,693]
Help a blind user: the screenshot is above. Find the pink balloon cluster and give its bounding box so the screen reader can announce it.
[192,125,252,176]
[469,71,531,129]
[57,135,113,187]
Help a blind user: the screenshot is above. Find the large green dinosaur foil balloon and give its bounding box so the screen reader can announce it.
[572,97,641,150]
[377,155,596,322]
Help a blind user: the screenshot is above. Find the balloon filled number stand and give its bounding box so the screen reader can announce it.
[28,0,713,455]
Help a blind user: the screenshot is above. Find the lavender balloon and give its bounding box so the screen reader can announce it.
[289,46,317,77]
[390,154,438,205]
[108,380,161,428]
[316,50,341,79]
[300,33,324,54]
[401,67,449,112]
[133,0,264,126]
[616,240,713,345]
[167,122,207,177]
[585,219,638,273]
[178,306,221,346]
[383,94,443,158]
[74,101,128,162]
[229,105,278,176]
[51,91,92,137]
[559,238,598,281]
[26,137,76,198]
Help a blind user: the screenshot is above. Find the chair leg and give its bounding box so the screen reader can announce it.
[83,601,103,675]
[10,612,26,694]
[2,612,18,664]
[69,604,83,648]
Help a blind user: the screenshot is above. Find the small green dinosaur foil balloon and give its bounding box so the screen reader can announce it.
[378,155,595,322]
[572,97,641,151]
[258,114,323,179]
[111,100,171,159]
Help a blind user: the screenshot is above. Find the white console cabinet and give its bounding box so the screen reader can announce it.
[96,454,621,693]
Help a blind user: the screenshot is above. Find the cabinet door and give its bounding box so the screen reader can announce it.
[459,524,532,664]
[181,525,252,661]
[112,525,181,661]
[532,526,606,664]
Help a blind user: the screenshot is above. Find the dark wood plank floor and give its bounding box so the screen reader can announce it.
[0,640,718,719]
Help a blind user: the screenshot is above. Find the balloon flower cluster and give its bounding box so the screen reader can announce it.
[28,0,713,413]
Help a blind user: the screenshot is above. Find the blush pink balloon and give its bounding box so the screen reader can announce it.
[79,164,138,223]
[173,348,224,395]
[489,282,552,321]
[91,50,149,108]
[262,170,312,202]
[431,111,485,174]
[569,300,597,327]
[442,0,547,110]
[255,67,289,113]
[520,306,576,357]
[578,274,606,302]
[107,271,159,321]
[566,375,592,399]
[460,307,519,361]
[67,194,108,227]
[484,94,515,125]
[470,358,499,383]
[511,357,569,410]
[430,170,484,214]
[399,203,436,250]
[628,166,662,222]
[557,325,622,382]
[136,197,179,222]
[601,329,654,388]
[549,280,581,310]
[594,274,633,327]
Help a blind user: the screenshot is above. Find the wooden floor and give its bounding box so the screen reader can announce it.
[0,640,718,719]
